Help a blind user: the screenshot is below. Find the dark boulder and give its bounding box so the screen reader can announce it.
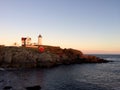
[26,85,41,90]
[3,86,12,90]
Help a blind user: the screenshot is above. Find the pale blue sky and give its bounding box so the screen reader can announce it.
[0,0,120,54]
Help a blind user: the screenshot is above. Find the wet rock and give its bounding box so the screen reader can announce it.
[0,68,5,71]
[26,85,41,90]
[3,86,12,90]
[0,79,4,83]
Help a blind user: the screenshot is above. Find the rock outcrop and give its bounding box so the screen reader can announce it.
[26,85,41,90]
[0,46,108,68]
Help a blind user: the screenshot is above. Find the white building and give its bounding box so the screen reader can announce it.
[21,37,31,46]
[26,37,31,46]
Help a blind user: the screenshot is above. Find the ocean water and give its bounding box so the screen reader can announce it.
[0,54,120,90]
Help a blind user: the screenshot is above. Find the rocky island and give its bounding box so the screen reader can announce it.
[0,46,109,68]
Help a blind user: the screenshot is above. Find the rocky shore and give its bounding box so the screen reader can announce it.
[0,46,109,68]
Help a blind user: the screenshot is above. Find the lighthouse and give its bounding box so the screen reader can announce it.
[38,34,42,46]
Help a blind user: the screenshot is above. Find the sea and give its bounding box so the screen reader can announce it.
[0,54,120,90]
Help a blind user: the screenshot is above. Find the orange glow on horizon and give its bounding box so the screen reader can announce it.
[81,49,120,54]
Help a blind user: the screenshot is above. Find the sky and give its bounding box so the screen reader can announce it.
[0,0,120,54]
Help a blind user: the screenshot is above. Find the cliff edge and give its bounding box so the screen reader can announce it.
[0,46,108,68]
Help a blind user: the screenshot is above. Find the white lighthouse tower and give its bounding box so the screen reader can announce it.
[38,34,42,46]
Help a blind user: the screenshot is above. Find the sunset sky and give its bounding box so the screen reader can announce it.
[0,0,120,54]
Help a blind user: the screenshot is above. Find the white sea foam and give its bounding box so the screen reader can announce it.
[0,68,5,71]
